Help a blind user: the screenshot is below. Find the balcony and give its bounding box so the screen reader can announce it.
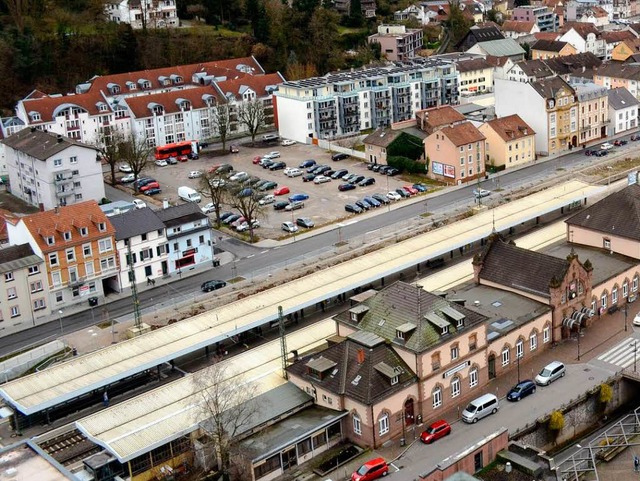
[56,187,75,198]
[54,173,74,185]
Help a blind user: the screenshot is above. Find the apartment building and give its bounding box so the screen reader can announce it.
[333,0,376,17]
[457,58,494,98]
[0,244,47,337]
[531,40,577,59]
[105,0,179,29]
[569,80,609,145]
[559,23,606,58]
[109,208,169,290]
[275,58,459,143]
[479,114,536,169]
[512,6,560,31]
[593,62,640,99]
[155,203,214,274]
[608,87,639,134]
[6,202,118,311]
[501,20,540,39]
[368,25,424,61]
[1,129,104,211]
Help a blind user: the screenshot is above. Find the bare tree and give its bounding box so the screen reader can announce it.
[237,99,266,143]
[199,172,229,227]
[195,362,260,481]
[120,134,153,189]
[226,182,265,242]
[96,129,125,186]
[210,103,232,152]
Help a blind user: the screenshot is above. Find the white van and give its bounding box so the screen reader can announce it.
[461,393,499,423]
[262,133,279,142]
[178,186,202,203]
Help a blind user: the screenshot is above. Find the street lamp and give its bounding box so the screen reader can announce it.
[576,325,581,361]
[58,310,64,335]
[625,304,629,332]
[631,340,638,372]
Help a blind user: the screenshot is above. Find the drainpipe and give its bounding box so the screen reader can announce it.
[371,403,376,448]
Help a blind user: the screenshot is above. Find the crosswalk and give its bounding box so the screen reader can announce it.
[596,337,640,370]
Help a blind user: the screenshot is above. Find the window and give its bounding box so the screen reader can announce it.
[83,244,92,257]
[10,306,19,318]
[141,233,147,241]
[451,345,459,361]
[470,367,478,388]
[30,281,43,293]
[451,376,460,398]
[98,238,113,253]
[199,235,205,245]
[4,272,13,282]
[530,332,537,351]
[98,222,106,232]
[33,299,46,310]
[601,293,607,308]
[49,253,58,266]
[100,257,116,271]
[28,265,39,275]
[501,347,510,367]
[378,414,389,435]
[69,267,78,283]
[80,227,88,237]
[55,291,63,303]
[612,287,618,305]
[140,248,153,261]
[85,262,94,277]
[432,387,442,408]
[353,414,362,435]
[66,248,75,262]
[69,156,78,164]
[53,159,62,167]
[624,281,629,298]
[7,287,16,299]
[516,340,524,359]
[543,325,551,343]
[186,239,192,248]
[46,236,54,246]
[603,238,611,249]
[51,271,62,287]
[634,276,639,292]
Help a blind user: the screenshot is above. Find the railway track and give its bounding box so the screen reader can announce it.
[38,427,101,465]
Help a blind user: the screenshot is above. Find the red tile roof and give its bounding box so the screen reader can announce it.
[562,22,600,39]
[534,32,562,41]
[0,209,17,243]
[484,114,535,142]
[21,91,106,125]
[417,105,466,131]
[19,201,115,253]
[601,30,636,44]
[440,121,486,146]
[216,72,285,100]
[123,85,225,119]
[502,20,536,34]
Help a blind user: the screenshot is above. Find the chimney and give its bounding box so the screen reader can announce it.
[30,127,36,133]
[57,134,63,143]
[54,206,59,214]
[163,198,169,209]
[357,348,365,364]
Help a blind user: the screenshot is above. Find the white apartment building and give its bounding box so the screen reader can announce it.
[109,208,169,290]
[608,87,640,134]
[275,58,460,143]
[1,129,105,210]
[105,0,179,29]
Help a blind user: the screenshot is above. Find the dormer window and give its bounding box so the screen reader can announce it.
[63,231,72,241]
[152,105,164,115]
[441,325,449,335]
[30,112,41,122]
[138,79,151,89]
[441,305,465,329]
[127,81,137,91]
[79,227,88,237]
[305,356,336,381]
[110,85,120,94]
[46,236,54,245]
[374,362,403,386]
[182,101,191,110]
[396,330,405,340]
[349,305,369,323]
[159,76,171,86]
[99,103,108,112]
[171,75,183,84]
[396,322,416,341]
[98,222,106,232]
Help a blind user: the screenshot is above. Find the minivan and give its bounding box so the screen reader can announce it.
[351,458,388,481]
[461,393,499,423]
[535,361,566,386]
[178,186,202,203]
[262,133,279,142]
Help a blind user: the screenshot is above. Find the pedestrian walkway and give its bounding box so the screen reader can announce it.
[596,336,640,371]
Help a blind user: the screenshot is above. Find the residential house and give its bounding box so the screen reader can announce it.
[368,25,424,61]
[0,244,47,337]
[424,121,487,184]
[601,30,637,59]
[332,0,376,17]
[607,87,640,134]
[578,6,610,26]
[363,129,401,165]
[456,25,505,51]
[275,58,460,143]
[1,128,104,211]
[393,4,436,24]
[501,20,540,39]
[531,39,578,58]
[466,38,527,61]
[507,59,555,82]
[479,114,536,169]
[109,208,169,290]
[485,55,515,80]
[611,36,640,61]
[512,6,560,31]
[559,22,607,58]
[104,0,179,29]
[542,52,602,78]
[592,62,640,99]
[155,202,214,274]
[457,58,495,98]
[415,105,466,135]
[495,76,578,156]
[6,201,119,311]
[569,80,609,145]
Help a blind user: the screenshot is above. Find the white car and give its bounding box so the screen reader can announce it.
[313,175,331,184]
[229,171,248,182]
[264,151,281,159]
[201,203,216,214]
[281,139,296,146]
[600,142,614,150]
[119,164,132,173]
[473,188,491,198]
[155,159,168,167]
[259,194,276,205]
[132,199,147,210]
[236,220,260,232]
[282,221,298,233]
[387,191,401,201]
[188,170,203,179]
[284,168,303,178]
[633,312,640,326]
[120,173,135,183]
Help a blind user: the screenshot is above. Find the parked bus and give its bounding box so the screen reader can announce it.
[154,140,199,160]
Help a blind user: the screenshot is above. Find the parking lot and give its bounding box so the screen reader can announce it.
[121,141,420,239]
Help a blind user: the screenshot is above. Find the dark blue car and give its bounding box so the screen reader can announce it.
[289,193,310,202]
[299,159,317,169]
[506,380,536,402]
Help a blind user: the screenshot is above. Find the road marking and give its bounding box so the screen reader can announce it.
[260,250,269,254]
[389,462,400,472]
[246,254,255,259]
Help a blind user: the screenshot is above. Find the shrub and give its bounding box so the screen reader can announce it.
[549,410,564,431]
[387,132,424,160]
[599,383,613,404]
[387,156,426,174]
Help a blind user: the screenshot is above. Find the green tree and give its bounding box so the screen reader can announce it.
[237,99,266,143]
[199,173,229,227]
[309,8,342,73]
[349,0,363,27]
[444,1,473,49]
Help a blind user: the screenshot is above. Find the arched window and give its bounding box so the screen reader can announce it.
[451,376,460,398]
[469,366,478,388]
[432,386,442,408]
[352,413,361,435]
[501,346,510,366]
[378,413,389,435]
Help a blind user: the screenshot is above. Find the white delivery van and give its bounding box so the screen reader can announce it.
[178,186,202,203]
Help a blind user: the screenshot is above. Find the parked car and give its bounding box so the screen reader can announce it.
[367,163,376,170]
[201,203,216,214]
[314,175,331,184]
[253,156,263,164]
[378,166,391,175]
[387,191,401,201]
[260,159,275,169]
[351,458,388,481]
[281,221,298,233]
[600,142,614,150]
[177,155,189,162]
[372,193,390,204]
[506,380,536,402]
[155,159,168,167]
[289,193,309,202]
[274,186,290,196]
[140,181,160,192]
[231,216,246,228]
[284,168,303,177]
[236,220,260,232]
[395,188,410,198]
[420,420,451,444]
[331,152,349,161]
[386,167,400,176]
[269,161,287,171]
[219,212,234,222]
[189,153,199,160]
[166,157,178,165]
[188,170,203,179]
[363,196,380,208]
[201,280,227,292]
[223,214,241,224]
[264,151,281,159]
[259,194,276,205]
[299,159,317,169]
[338,183,356,192]
[355,200,370,211]
[285,200,304,211]
[210,178,226,188]
[296,217,315,228]
[413,183,428,192]
[332,169,348,179]
[254,179,269,189]
[345,204,363,214]
[462,393,499,424]
[584,149,595,156]
[281,139,296,146]
[350,175,365,185]
[144,187,162,196]
[273,201,289,211]
[238,188,253,197]
[473,188,491,198]
[119,164,132,173]
[359,177,376,187]
[229,171,248,182]
[259,181,278,191]
[230,144,240,153]
[632,135,640,141]
[312,165,332,175]
[535,361,566,386]
[403,185,419,196]
[120,174,135,183]
[633,311,640,326]
[132,199,147,209]
[302,173,317,182]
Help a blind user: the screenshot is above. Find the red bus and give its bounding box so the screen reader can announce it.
[154,140,199,160]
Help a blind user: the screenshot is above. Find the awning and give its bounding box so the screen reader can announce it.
[562,317,580,329]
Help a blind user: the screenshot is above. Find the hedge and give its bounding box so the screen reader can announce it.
[387,156,427,174]
[387,132,424,160]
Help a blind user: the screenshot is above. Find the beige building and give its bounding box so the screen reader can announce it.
[457,58,494,98]
[570,81,609,145]
[479,114,536,169]
[531,39,578,59]
[363,129,401,165]
[368,24,424,61]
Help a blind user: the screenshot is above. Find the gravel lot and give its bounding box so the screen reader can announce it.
[125,142,415,239]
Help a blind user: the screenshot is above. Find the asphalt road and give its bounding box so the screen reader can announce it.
[0,139,634,356]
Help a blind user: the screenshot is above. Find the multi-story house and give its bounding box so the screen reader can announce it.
[333,0,376,17]
[456,25,505,52]
[593,62,640,99]
[424,121,487,184]
[578,6,611,26]
[501,20,540,39]
[531,39,578,59]
[506,59,555,83]
[457,58,494,98]
[415,105,466,135]
[109,208,169,290]
[607,87,639,134]
[495,77,578,156]
[512,6,560,31]
[479,114,536,169]
[105,0,179,29]
[611,37,640,61]
[1,128,104,210]
[275,58,459,143]
[6,201,119,311]
[155,203,214,274]
[368,25,424,61]
[569,80,609,145]
[0,244,47,337]
[559,22,607,58]
[393,4,436,24]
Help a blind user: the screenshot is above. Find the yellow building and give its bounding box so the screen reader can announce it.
[611,38,640,62]
[457,58,494,99]
[531,39,577,59]
[479,114,536,169]
[570,81,609,145]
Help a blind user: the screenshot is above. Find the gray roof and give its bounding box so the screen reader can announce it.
[155,202,208,228]
[530,76,574,100]
[607,87,640,110]
[0,244,42,274]
[1,128,95,161]
[531,39,569,52]
[515,59,554,78]
[475,38,526,57]
[109,208,166,241]
[363,128,401,148]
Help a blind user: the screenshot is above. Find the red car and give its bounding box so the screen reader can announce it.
[352,458,389,481]
[178,155,189,162]
[253,156,262,164]
[403,185,419,196]
[420,419,451,444]
[274,186,290,196]
[139,181,160,192]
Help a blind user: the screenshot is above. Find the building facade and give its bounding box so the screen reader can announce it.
[479,114,536,169]
[368,25,424,61]
[512,6,560,31]
[1,129,105,211]
[457,58,494,98]
[569,81,609,145]
[531,39,578,59]
[607,87,640,134]
[6,202,119,312]
[105,0,179,29]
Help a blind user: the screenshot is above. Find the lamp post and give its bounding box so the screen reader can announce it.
[577,325,581,361]
[58,310,64,335]
[625,304,629,332]
[516,354,521,383]
[631,340,638,372]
